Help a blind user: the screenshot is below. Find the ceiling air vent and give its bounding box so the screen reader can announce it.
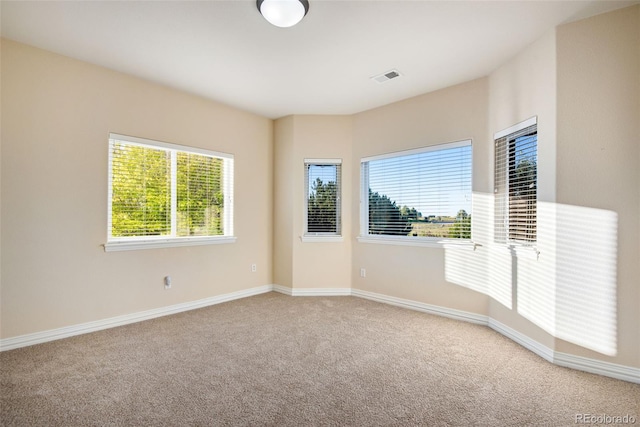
[371,69,402,84]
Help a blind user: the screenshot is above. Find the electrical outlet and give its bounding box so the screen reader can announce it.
[251,264,257,273]
[360,268,366,278]
[164,276,172,289]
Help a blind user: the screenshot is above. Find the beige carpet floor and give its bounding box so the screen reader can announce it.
[1,292,638,426]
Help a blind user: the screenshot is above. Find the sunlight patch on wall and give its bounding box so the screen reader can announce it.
[471,191,492,243]
[517,202,617,356]
[444,196,618,356]
[444,244,514,309]
[553,204,617,356]
[445,247,489,299]
[444,193,512,309]
[487,247,514,309]
[517,201,557,336]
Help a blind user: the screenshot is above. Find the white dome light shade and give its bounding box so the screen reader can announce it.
[257,0,309,28]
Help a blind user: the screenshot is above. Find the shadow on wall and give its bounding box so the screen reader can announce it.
[444,192,618,356]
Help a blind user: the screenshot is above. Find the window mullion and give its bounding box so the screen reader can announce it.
[224,157,234,236]
[170,149,178,238]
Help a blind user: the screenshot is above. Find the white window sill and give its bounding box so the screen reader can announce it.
[357,235,475,249]
[104,236,237,252]
[300,235,344,243]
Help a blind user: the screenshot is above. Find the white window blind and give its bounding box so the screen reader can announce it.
[176,151,227,237]
[361,140,472,240]
[305,160,341,235]
[107,134,234,245]
[109,142,172,237]
[495,119,537,245]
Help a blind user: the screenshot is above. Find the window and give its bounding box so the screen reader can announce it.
[494,117,537,246]
[106,133,234,251]
[304,159,341,239]
[360,140,472,244]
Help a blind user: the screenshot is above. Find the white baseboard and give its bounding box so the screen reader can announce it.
[351,288,489,325]
[0,285,272,352]
[2,284,638,384]
[488,318,555,363]
[487,319,639,383]
[553,352,640,384]
[273,285,351,297]
[272,284,293,295]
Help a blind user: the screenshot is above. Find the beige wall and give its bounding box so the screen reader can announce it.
[274,115,353,290]
[556,6,640,366]
[2,6,639,371]
[1,40,273,338]
[273,116,295,288]
[351,78,491,315]
[487,29,558,351]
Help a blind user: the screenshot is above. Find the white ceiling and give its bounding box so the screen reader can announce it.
[1,0,637,119]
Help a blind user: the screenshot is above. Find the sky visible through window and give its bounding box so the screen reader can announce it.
[514,134,537,165]
[308,165,337,193]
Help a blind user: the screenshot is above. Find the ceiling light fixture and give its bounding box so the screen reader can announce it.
[257,0,309,28]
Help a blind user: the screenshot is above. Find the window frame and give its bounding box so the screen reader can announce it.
[105,133,235,252]
[494,117,538,250]
[302,158,343,243]
[358,139,473,248]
